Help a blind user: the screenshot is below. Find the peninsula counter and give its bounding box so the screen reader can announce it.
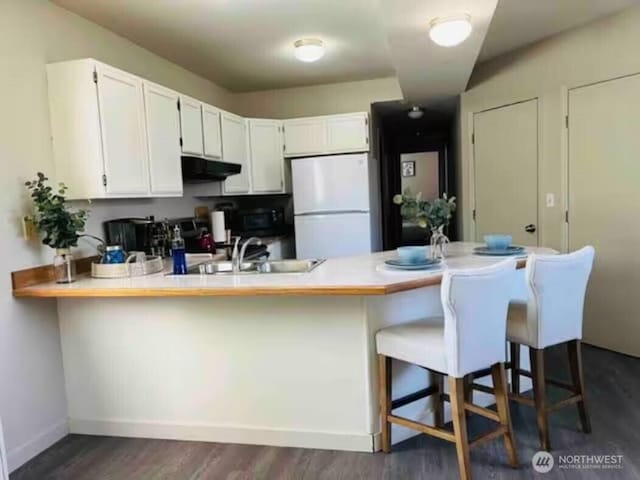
[13,243,553,451]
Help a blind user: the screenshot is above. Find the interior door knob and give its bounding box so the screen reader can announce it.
[525,224,537,233]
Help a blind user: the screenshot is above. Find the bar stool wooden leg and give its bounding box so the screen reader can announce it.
[568,340,592,434]
[433,372,445,428]
[464,374,474,418]
[510,342,520,395]
[450,376,471,480]
[378,354,392,453]
[530,347,551,451]
[491,363,519,468]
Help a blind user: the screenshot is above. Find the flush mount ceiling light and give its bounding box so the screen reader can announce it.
[294,38,325,63]
[408,106,424,119]
[429,14,472,47]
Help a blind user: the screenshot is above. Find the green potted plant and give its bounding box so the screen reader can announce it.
[25,172,89,283]
[393,189,456,259]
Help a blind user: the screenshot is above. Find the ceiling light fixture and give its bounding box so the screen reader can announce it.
[429,14,472,47]
[294,38,325,63]
[408,106,424,119]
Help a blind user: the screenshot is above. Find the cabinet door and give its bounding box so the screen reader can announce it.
[179,95,204,155]
[249,119,284,193]
[221,112,250,194]
[143,82,183,196]
[202,104,222,158]
[96,64,150,195]
[283,118,326,157]
[326,113,369,153]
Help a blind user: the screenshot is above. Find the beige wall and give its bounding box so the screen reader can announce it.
[400,152,439,199]
[459,5,640,250]
[233,77,402,118]
[0,0,236,471]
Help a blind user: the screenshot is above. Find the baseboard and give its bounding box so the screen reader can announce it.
[7,419,68,472]
[69,418,375,452]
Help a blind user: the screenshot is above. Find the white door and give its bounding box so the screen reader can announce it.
[568,74,640,356]
[179,95,204,156]
[473,99,539,246]
[295,213,372,259]
[283,118,326,157]
[202,103,222,158]
[221,112,250,194]
[326,113,369,153]
[96,64,150,195]
[292,154,370,214]
[249,119,284,193]
[143,82,182,196]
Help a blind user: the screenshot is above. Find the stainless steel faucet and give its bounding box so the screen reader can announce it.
[231,236,262,273]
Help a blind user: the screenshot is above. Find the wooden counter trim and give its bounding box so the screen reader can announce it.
[11,256,99,290]
[12,258,527,298]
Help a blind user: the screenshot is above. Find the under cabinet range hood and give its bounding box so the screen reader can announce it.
[181,156,241,183]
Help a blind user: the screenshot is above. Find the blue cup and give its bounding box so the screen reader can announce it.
[397,246,427,264]
[484,234,513,250]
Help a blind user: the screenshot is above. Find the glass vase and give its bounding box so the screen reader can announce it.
[53,248,76,284]
[429,225,450,260]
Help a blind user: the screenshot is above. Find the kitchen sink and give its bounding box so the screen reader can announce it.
[186,259,325,275]
[256,259,324,274]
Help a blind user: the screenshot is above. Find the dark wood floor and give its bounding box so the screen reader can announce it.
[11,344,640,479]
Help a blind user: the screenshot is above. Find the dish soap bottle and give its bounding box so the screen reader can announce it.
[172,225,187,275]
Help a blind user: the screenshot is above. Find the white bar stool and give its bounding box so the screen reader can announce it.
[376,259,519,480]
[508,246,595,451]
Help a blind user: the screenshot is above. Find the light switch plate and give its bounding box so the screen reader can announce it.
[546,193,555,207]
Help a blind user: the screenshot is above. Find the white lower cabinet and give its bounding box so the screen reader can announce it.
[249,119,285,193]
[222,112,251,194]
[143,82,182,196]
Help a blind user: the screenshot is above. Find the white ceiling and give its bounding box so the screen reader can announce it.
[379,0,497,105]
[51,0,395,92]
[478,0,638,62]
[52,0,639,100]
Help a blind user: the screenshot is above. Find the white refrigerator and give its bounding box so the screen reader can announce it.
[292,153,373,259]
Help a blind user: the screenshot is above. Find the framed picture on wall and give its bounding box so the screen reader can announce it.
[402,160,415,177]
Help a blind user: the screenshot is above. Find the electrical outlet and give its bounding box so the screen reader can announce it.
[22,216,38,241]
[545,193,555,208]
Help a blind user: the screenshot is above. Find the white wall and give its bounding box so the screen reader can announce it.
[460,5,640,250]
[0,0,234,471]
[233,77,402,119]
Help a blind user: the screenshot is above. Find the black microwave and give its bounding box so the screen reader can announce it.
[235,208,287,237]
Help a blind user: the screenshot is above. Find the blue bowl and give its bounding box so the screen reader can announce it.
[397,246,427,264]
[484,234,513,250]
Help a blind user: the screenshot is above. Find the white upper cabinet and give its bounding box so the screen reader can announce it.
[221,111,250,194]
[95,64,150,196]
[179,95,204,156]
[249,119,285,193]
[202,103,222,158]
[283,117,326,157]
[283,112,369,158]
[326,113,369,153]
[143,82,183,196]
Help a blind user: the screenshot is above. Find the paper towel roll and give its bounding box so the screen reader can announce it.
[210,211,226,243]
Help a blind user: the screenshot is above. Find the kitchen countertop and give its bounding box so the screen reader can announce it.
[12,242,555,298]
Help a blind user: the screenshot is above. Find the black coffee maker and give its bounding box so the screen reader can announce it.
[103,217,170,257]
